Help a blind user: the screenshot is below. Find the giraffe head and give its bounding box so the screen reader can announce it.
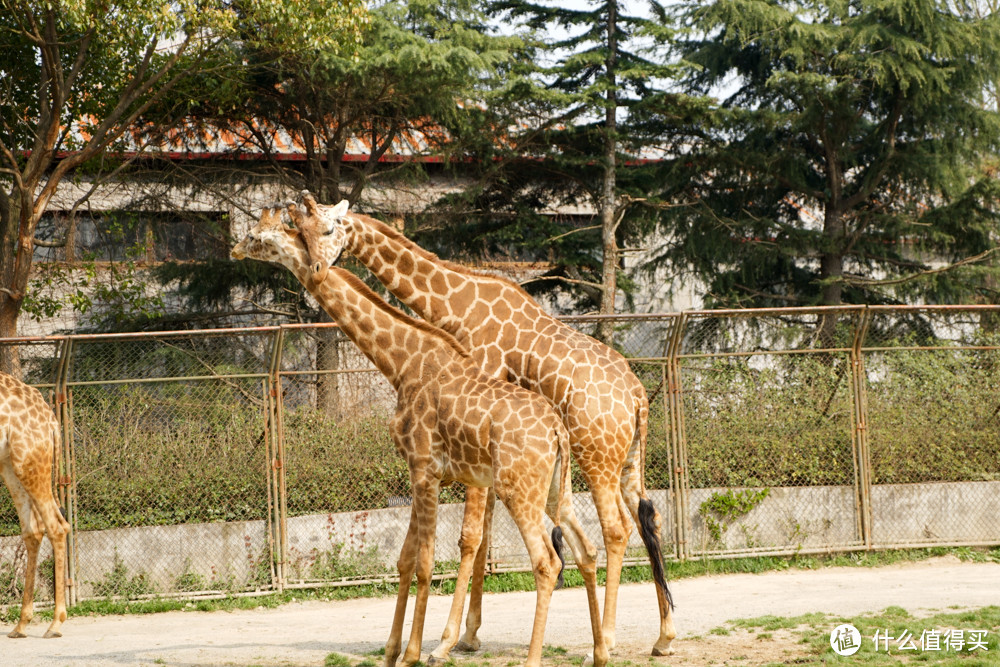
[231,204,302,265]
[295,191,350,284]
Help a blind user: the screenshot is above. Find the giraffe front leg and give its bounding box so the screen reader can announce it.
[429,486,487,665]
[457,486,494,653]
[385,507,420,667]
[400,477,440,667]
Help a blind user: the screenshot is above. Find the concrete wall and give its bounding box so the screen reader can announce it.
[3,480,997,601]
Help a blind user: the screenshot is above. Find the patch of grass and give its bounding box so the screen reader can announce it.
[324,653,352,667]
[719,605,1000,666]
[729,612,832,632]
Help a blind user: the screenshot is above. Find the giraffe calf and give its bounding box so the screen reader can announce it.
[0,372,71,639]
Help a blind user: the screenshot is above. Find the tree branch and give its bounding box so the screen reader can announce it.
[842,247,1000,287]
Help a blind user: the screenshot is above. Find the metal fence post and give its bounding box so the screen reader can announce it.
[264,328,287,592]
[849,309,874,549]
[665,314,691,560]
[52,336,78,607]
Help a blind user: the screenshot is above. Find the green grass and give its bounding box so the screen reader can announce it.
[325,653,353,667]
[718,605,1000,666]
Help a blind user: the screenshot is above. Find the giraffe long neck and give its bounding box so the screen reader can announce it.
[277,239,457,389]
[344,215,466,327]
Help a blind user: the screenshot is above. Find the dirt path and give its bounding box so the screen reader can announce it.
[3,556,997,667]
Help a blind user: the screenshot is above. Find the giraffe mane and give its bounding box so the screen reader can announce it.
[331,266,473,360]
[349,213,535,298]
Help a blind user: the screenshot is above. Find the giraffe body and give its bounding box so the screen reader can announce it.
[300,197,676,657]
[231,205,608,667]
[0,372,70,639]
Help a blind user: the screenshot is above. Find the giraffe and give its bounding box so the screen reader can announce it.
[231,204,609,667]
[0,372,71,639]
[298,193,677,657]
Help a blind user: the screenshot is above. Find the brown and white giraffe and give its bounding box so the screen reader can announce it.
[231,204,609,667]
[0,372,71,639]
[298,194,676,657]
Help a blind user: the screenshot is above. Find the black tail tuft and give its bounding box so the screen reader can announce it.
[638,498,674,609]
[551,526,565,590]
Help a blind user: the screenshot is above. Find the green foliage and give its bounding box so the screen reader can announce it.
[677,355,856,488]
[90,551,155,598]
[866,347,1000,483]
[645,0,1000,308]
[325,654,353,667]
[0,0,368,339]
[72,383,268,530]
[282,407,409,515]
[700,488,771,544]
[173,560,208,593]
[24,212,167,330]
[0,553,22,606]
[425,0,681,313]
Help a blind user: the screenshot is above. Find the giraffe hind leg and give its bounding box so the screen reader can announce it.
[621,470,676,656]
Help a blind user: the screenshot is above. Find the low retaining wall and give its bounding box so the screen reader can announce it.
[2,480,997,601]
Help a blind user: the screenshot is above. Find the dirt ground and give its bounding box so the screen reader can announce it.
[2,556,997,667]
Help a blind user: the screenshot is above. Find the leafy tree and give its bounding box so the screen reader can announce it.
[136,0,519,413]
[159,0,518,209]
[641,0,1000,331]
[0,0,367,374]
[429,0,675,339]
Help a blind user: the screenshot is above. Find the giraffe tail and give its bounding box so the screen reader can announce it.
[550,422,571,590]
[551,526,565,589]
[634,396,674,610]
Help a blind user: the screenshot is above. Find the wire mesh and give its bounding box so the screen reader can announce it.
[678,309,865,556]
[862,307,1000,547]
[65,331,275,600]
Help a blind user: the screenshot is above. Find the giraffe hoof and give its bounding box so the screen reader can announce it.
[651,645,675,657]
[7,630,27,639]
[44,630,63,639]
[582,653,595,667]
[427,655,446,666]
[455,638,480,653]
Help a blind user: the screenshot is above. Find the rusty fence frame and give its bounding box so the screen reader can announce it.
[2,304,999,608]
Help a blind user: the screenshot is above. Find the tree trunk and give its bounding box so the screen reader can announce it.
[0,197,27,377]
[0,298,23,378]
[314,311,344,419]
[818,206,846,346]
[596,0,619,347]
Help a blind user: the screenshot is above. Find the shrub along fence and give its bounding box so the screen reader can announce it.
[1,305,998,609]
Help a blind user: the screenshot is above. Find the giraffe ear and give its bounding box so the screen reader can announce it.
[330,199,349,219]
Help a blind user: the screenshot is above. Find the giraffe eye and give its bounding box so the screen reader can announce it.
[323,228,334,236]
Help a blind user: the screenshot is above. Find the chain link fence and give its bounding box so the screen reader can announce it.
[2,305,999,609]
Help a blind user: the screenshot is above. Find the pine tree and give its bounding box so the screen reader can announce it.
[430,0,676,338]
[641,0,1000,325]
